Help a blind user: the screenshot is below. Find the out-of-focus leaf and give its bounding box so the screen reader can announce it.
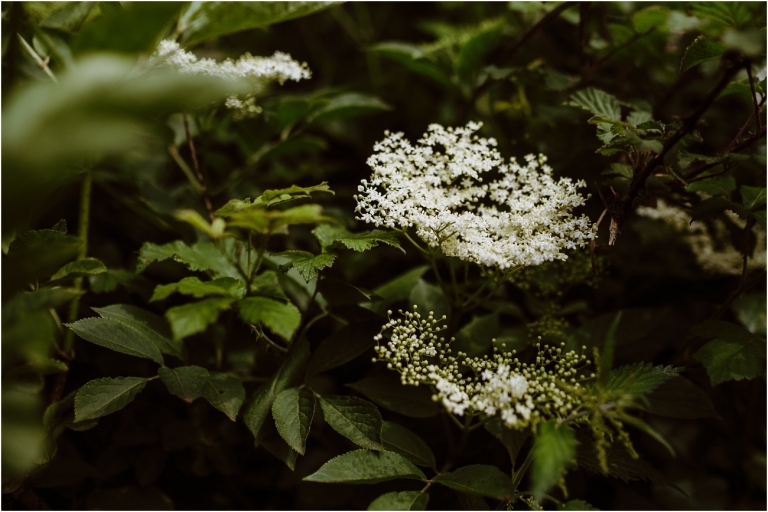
[454,313,499,357]
[319,395,383,450]
[722,28,765,57]
[367,42,453,88]
[381,421,436,468]
[680,36,725,73]
[690,2,751,29]
[732,294,767,335]
[639,377,720,419]
[308,321,381,375]
[228,204,336,235]
[307,92,392,125]
[691,197,748,221]
[66,318,164,364]
[409,279,450,320]
[158,366,210,403]
[40,2,95,33]
[632,6,669,33]
[347,372,440,418]
[568,88,621,120]
[686,175,736,195]
[181,2,341,46]
[202,372,245,421]
[435,465,514,500]
[238,296,301,341]
[691,320,766,385]
[3,229,82,292]
[303,449,425,484]
[74,377,148,422]
[558,500,600,510]
[741,186,767,211]
[484,417,530,463]
[531,422,577,501]
[368,265,429,314]
[368,491,428,511]
[165,297,235,340]
[456,23,502,77]
[272,387,315,455]
[318,278,381,306]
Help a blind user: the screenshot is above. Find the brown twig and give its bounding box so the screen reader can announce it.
[183,112,215,222]
[746,63,762,133]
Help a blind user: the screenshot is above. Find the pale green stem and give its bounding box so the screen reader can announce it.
[511,447,535,492]
[17,33,57,83]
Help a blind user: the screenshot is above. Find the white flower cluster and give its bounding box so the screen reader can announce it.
[372,307,590,429]
[153,39,310,117]
[355,122,593,269]
[636,199,766,275]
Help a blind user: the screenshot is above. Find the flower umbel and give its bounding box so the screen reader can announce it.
[355,122,593,269]
[372,307,590,429]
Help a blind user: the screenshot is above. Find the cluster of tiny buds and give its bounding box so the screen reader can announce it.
[373,308,592,430]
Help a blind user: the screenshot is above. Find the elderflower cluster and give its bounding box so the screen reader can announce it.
[153,39,310,118]
[354,122,593,269]
[636,199,766,275]
[372,307,590,429]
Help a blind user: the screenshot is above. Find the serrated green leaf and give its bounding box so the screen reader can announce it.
[632,6,669,33]
[89,268,134,293]
[313,224,404,253]
[639,377,719,419]
[348,372,440,418]
[272,387,316,455]
[304,449,425,484]
[50,257,107,281]
[409,279,450,320]
[381,421,436,468]
[368,491,428,511]
[676,150,722,169]
[606,362,682,395]
[151,276,246,302]
[680,36,725,73]
[531,422,577,501]
[136,240,239,278]
[690,2,751,28]
[250,270,289,301]
[484,417,530,463]
[309,321,381,375]
[174,209,227,239]
[558,499,600,510]
[741,186,767,211]
[602,163,634,179]
[202,372,245,421]
[227,203,336,235]
[74,377,147,422]
[692,320,766,385]
[181,2,341,46]
[214,183,333,216]
[66,318,164,364]
[319,395,383,450]
[435,465,514,500]
[568,88,621,120]
[626,111,653,128]
[686,175,736,195]
[307,92,392,125]
[92,304,181,359]
[165,297,235,340]
[41,2,95,32]
[158,366,209,403]
[275,251,337,282]
[238,296,301,341]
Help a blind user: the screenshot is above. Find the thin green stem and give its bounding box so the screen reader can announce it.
[17,34,57,83]
[63,170,92,355]
[511,447,534,492]
[168,145,202,192]
[400,229,430,256]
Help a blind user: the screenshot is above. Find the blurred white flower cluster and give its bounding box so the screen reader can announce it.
[154,39,310,118]
[372,307,589,429]
[636,199,766,275]
[355,122,593,269]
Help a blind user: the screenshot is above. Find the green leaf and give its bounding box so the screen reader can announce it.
[307,92,392,125]
[202,372,245,421]
[243,337,310,444]
[639,377,719,419]
[92,304,181,359]
[348,372,440,418]
[275,251,337,282]
[626,111,654,128]
[158,366,209,403]
[558,500,600,510]
[577,444,679,489]
[676,150,722,169]
[151,276,246,302]
[434,465,514,500]
[261,432,300,470]
[50,257,107,281]
[531,422,577,501]
[4,229,82,292]
[250,270,289,301]
[228,204,335,235]
[409,279,450,321]
[753,210,767,229]
[632,6,669,33]
[484,417,530,463]
[319,395,383,450]
[606,362,682,395]
[598,311,622,388]
[618,414,675,456]
[454,313,499,358]
[89,268,134,293]
[732,294,767,335]
[238,296,301,341]
[181,2,341,46]
[686,175,737,196]
[741,186,767,211]
[690,2,751,28]
[456,23,502,77]
[272,387,316,455]
[368,491,428,511]
[136,240,240,278]
[165,297,235,340]
[680,36,725,73]
[318,278,382,306]
[73,2,182,55]
[691,320,767,385]
[214,183,334,215]
[74,377,147,422]
[313,224,404,253]
[66,318,164,364]
[691,196,748,221]
[381,421,436,468]
[40,2,96,32]
[568,88,621,120]
[308,321,381,375]
[303,449,425,484]
[367,42,453,88]
[372,265,430,304]
[3,288,83,319]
